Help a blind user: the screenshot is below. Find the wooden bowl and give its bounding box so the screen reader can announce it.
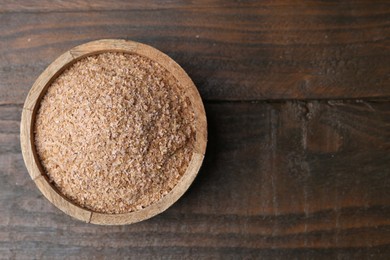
[20,39,207,225]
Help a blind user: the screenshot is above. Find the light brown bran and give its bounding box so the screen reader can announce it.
[34,52,195,214]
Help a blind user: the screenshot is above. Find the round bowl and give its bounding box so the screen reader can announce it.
[20,39,207,225]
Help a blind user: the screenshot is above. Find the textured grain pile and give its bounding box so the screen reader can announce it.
[34,52,195,214]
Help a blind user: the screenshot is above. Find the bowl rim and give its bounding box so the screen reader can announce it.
[20,39,207,225]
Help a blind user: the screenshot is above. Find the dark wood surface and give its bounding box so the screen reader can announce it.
[0,0,389,259]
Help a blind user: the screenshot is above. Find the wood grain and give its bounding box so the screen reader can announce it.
[0,1,389,103]
[1,100,390,258]
[1,0,390,258]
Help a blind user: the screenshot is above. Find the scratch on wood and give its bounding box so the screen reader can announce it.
[357,100,376,112]
[299,102,311,247]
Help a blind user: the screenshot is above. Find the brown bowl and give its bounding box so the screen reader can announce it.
[20,39,207,225]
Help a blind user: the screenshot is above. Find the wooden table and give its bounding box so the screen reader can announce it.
[1,1,389,258]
